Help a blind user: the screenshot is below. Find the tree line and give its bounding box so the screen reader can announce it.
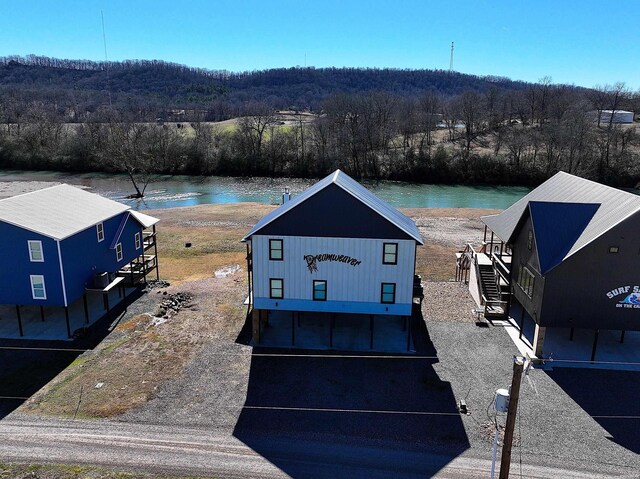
[1,79,638,193]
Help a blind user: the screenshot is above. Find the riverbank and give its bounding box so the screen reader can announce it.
[0,170,531,210]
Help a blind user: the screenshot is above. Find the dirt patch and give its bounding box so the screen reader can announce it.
[19,270,246,419]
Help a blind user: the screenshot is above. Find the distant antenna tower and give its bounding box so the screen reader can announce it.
[101,11,112,106]
[449,42,454,72]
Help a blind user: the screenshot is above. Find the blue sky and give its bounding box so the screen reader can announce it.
[1,0,638,89]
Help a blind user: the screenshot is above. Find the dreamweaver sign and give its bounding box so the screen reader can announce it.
[304,254,362,273]
[606,286,640,308]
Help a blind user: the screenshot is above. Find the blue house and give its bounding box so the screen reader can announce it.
[0,184,159,338]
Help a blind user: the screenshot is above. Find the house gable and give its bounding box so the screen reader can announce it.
[256,184,415,240]
[528,201,600,274]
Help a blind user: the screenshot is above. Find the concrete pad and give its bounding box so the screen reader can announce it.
[0,287,136,341]
[500,315,640,371]
[259,310,413,353]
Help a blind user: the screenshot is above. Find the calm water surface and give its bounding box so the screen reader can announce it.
[0,170,531,210]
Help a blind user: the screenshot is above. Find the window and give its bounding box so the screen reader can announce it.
[516,264,535,298]
[269,239,283,261]
[381,282,396,304]
[270,278,284,299]
[527,229,533,251]
[116,243,123,261]
[383,242,398,265]
[97,223,104,242]
[135,232,141,250]
[28,240,44,262]
[313,280,327,301]
[30,275,47,300]
[609,246,619,254]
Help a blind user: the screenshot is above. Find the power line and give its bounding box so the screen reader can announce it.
[231,405,461,416]
[0,346,88,352]
[101,10,112,107]
[543,358,640,366]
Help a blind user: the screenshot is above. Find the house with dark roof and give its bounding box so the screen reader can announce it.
[0,184,159,338]
[459,171,640,360]
[243,170,424,348]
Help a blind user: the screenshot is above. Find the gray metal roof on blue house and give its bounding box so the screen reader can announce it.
[243,169,424,244]
[482,171,640,267]
[0,184,159,240]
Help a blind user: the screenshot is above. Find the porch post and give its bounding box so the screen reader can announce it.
[15,305,23,337]
[406,315,412,352]
[369,315,374,350]
[330,314,335,348]
[291,311,295,346]
[64,306,71,339]
[620,330,625,343]
[83,294,89,324]
[251,309,260,344]
[153,225,160,280]
[591,329,599,362]
[40,306,45,322]
[246,243,252,309]
[532,324,546,357]
[104,292,111,320]
[518,303,525,340]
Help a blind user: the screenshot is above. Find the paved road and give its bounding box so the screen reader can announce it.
[0,415,633,479]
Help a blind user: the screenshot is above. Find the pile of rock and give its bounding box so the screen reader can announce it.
[155,292,193,319]
[147,279,171,290]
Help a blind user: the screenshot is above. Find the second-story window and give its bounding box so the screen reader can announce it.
[516,264,535,298]
[135,232,141,250]
[383,243,398,265]
[269,239,283,261]
[116,243,123,262]
[97,223,105,242]
[28,240,44,262]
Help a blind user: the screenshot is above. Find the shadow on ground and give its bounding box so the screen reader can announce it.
[233,310,470,478]
[0,287,145,419]
[546,368,640,454]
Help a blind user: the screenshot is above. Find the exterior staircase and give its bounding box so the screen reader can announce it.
[456,243,509,320]
[478,264,499,301]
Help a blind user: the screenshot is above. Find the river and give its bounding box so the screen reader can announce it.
[0,170,531,210]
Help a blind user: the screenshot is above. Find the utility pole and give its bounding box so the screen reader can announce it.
[499,356,525,479]
[449,42,454,72]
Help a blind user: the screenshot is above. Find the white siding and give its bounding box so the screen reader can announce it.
[252,235,416,305]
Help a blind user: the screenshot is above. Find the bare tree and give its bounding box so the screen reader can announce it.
[236,102,277,169]
[103,120,159,198]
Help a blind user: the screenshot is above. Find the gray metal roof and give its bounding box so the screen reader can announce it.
[0,184,157,240]
[130,210,160,229]
[243,170,424,244]
[482,171,640,262]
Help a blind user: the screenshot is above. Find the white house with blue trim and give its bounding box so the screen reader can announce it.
[243,170,423,344]
[0,184,159,338]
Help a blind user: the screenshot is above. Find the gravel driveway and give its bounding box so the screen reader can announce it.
[116,282,639,476]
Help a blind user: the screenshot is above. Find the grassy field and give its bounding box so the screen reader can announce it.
[0,463,206,479]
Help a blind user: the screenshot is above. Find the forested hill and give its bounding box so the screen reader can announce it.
[0,55,530,118]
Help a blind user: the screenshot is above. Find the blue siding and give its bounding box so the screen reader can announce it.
[254,297,412,316]
[0,212,145,307]
[60,212,143,304]
[0,221,64,306]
